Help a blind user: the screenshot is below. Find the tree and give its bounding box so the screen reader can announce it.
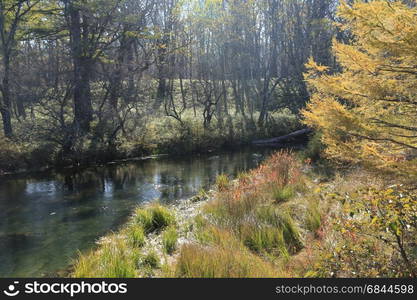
[303,0,417,180]
[0,0,40,137]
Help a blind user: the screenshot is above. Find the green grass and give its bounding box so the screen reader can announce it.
[127,224,145,248]
[151,205,176,230]
[135,205,176,233]
[256,206,302,254]
[134,209,154,233]
[73,235,138,278]
[272,185,295,203]
[142,250,160,269]
[162,226,179,255]
[191,188,209,202]
[73,205,177,278]
[215,174,230,191]
[305,201,322,235]
[240,224,288,257]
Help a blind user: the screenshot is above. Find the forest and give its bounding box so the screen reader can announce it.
[0,0,416,279]
[0,0,339,172]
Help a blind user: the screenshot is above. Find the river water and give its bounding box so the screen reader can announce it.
[0,147,273,277]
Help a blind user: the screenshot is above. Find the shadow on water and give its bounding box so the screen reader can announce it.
[0,146,274,277]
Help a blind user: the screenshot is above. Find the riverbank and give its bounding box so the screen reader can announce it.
[71,150,417,278]
[2,147,278,277]
[0,110,302,176]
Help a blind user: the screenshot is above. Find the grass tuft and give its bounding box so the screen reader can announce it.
[135,205,176,233]
[73,235,138,278]
[174,243,279,278]
[162,226,179,255]
[256,206,303,253]
[215,174,230,191]
[305,201,322,235]
[142,250,160,269]
[134,208,154,233]
[240,224,288,257]
[127,224,145,248]
[272,186,295,203]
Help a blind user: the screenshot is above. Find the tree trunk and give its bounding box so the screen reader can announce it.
[1,54,13,137]
[252,128,312,144]
[67,0,93,133]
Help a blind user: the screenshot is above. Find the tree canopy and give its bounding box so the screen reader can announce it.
[303,0,417,180]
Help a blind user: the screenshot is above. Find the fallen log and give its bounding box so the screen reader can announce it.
[252,128,312,145]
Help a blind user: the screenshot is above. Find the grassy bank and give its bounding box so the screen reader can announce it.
[0,109,300,175]
[71,150,417,278]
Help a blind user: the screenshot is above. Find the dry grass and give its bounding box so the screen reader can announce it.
[171,150,310,277]
[173,243,281,278]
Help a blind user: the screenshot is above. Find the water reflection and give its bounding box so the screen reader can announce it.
[0,147,271,277]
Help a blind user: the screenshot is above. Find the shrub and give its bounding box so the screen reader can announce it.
[162,226,178,255]
[0,137,25,172]
[312,182,417,277]
[301,132,324,161]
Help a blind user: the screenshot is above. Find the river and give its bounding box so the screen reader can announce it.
[0,147,273,277]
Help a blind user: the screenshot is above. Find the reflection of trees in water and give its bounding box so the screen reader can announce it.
[0,179,29,206]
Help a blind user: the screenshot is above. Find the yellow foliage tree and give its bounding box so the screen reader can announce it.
[302,0,417,180]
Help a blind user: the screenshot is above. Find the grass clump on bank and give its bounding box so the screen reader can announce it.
[142,250,160,269]
[73,203,178,278]
[135,204,176,233]
[162,226,178,255]
[73,235,138,278]
[272,186,295,203]
[215,174,230,191]
[174,243,280,278]
[127,225,146,248]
